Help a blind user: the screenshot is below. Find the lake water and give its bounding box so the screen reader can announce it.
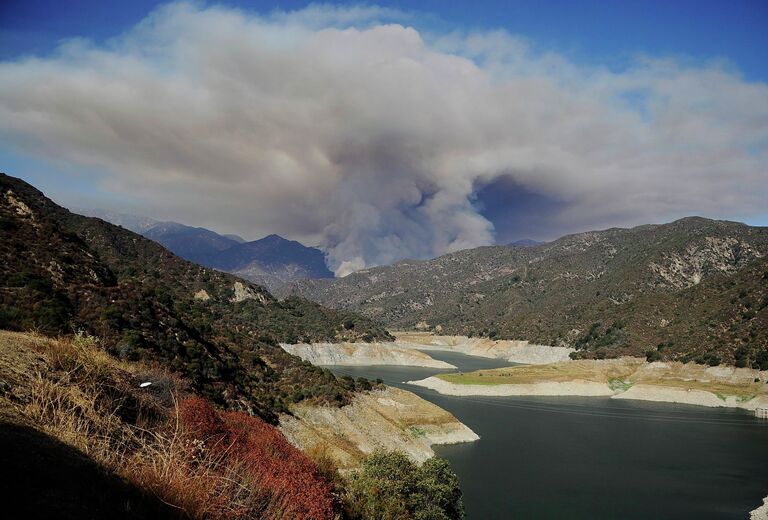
[329,351,768,519]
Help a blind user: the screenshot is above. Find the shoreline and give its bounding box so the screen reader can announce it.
[282,333,576,368]
[394,332,575,365]
[281,341,456,369]
[285,335,768,412]
[405,355,768,411]
[279,386,479,469]
[408,376,768,410]
[752,496,768,520]
[408,376,614,397]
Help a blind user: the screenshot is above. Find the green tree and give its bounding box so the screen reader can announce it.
[344,451,464,520]
[413,457,464,520]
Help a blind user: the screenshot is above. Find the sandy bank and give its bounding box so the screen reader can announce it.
[281,341,455,368]
[408,358,768,410]
[612,384,768,409]
[752,496,768,520]
[394,332,574,365]
[279,386,478,469]
[409,376,613,397]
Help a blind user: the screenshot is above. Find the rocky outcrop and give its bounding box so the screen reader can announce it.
[5,190,34,218]
[230,281,268,303]
[280,342,455,368]
[279,387,479,468]
[648,236,763,289]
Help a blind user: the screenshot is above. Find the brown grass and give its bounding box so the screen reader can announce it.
[436,357,767,398]
[438,359,642,385]
[123,410,268,518]
[0,330,336,519]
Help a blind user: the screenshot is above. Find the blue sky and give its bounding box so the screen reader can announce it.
[1,1,767,267]
[3,0,767,80]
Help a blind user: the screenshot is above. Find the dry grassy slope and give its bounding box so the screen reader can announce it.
[0,330,340,520]
[286,217,768,366]
[0,330,189,519]
[0,173,391,421]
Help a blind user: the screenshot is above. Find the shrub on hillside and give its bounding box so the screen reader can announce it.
[344,450,464,520]
[178,397,336,520]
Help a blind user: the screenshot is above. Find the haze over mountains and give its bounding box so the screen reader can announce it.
[78,208,547,287]
[79,208,334,290]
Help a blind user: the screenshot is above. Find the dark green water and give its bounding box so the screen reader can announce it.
[330,351,768,519]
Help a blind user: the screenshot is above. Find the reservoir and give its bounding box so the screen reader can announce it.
[330,351,768,519]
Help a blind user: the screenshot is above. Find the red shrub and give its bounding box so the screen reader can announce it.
[178,395,227,447]
[178,397,336,520]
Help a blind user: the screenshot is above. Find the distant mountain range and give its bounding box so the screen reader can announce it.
[285,217,768,368]
[78,208,333,290]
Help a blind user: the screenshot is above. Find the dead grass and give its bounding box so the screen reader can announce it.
[0,330,337,519]
[628,376,764,397]
[438,359,642,386]
[123,410,270,518]
[436,357,768,398]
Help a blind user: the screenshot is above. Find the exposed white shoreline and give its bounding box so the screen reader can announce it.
[407,376,768,410]
[752,496,768,520]
[394,333,575,365]
[408,376,613,397]
[281,341,455,368]
[279,386,478,468]
[282,334,575,368]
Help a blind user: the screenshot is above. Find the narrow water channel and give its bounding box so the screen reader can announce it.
[329,351,768,519]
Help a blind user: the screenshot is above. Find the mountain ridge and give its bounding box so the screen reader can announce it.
[284,216,768,367]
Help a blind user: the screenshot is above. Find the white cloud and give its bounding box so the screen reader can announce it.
[1,2,766,274]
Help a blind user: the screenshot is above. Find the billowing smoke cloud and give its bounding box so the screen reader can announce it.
[1,3,766,275]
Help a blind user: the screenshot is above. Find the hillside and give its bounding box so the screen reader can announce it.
[0,330,466,520]
[286,218,768,367]
[0,330,340,519]
[0,173,390,421]
[507,239,544,247]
